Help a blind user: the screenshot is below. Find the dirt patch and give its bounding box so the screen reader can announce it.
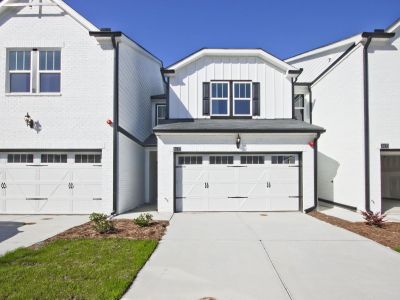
[44,219,169,243]
[309,211,400,250]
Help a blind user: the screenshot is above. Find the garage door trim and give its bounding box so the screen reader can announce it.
[173,151,303,213]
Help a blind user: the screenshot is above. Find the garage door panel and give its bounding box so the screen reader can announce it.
[208,196,239,211]
[178,197,208,212]
[238,168,268,182]
[268,196,299,211]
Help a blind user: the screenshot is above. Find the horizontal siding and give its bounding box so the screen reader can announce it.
[169,56,292,119]
[118,42,165,142]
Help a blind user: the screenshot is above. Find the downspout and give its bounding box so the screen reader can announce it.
[308,85,312,124]
[314,133,321,209]
[111,35,120,215]
[363,37,372,212]
[166,76,170,120]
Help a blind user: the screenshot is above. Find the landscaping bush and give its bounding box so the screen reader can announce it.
[89,213,115,233]
[361,211,387,228]
[133,213,153,227]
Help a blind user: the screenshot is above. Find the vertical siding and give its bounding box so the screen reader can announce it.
[169,56,292,119]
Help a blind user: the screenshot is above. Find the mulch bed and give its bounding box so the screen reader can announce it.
[309,211,400,250]
[44,219,169,243]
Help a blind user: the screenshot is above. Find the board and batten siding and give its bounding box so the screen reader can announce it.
[169,56,293,119]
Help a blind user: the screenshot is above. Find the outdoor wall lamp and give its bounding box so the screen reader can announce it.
[236,134,241,149]
[24,113,34,129]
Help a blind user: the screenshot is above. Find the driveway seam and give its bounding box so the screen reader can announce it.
[260,240,294,300]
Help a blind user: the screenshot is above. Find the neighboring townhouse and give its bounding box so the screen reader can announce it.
[286,19,400,214]
[154,49,325,213]
[0,0,165,214]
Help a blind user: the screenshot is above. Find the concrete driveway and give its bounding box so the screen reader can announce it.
[125,212,400,300]
[0,215,88,256]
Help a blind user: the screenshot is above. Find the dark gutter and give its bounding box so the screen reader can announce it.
[363,36,372,212]
[89,31,122,38]
[291,78,295,119]
[111,35,120,215]
[311,43,356,85]
[151,94,166,100]
[154,128,326,134]
[166,77,170,119]
[288,69,303,75]
[314,133,321,210]
[308,85,313,124]
[362,30,395,212]
[161,68,175,74]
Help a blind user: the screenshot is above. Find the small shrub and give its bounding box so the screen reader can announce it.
[133,213,153,227]
[361,211,387,228]
[89,213,115,233]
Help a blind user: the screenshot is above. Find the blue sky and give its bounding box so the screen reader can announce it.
[65,0,400,66]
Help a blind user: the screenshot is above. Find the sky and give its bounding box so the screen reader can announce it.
[65,0,400,66]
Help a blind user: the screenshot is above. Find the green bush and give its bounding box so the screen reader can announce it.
[89,213,115,234]
[133,213,153,227]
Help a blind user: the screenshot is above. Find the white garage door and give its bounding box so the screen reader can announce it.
[176,154,300,212]
[0,152,103,214]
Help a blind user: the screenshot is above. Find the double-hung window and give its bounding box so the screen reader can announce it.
[39,50,61,93]
[8,51,31,93]
[155,104,166,125]
[7,49,61,94]
[211,82,229,116]
[294,94,305,121]
[233,82,252,116]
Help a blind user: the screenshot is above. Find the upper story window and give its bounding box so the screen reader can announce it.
[294,94,305,121]
[211,82,229,116]
[7,49,61,94]
[39,50,61,93]
[9,51,31,93]
[155,104,166,125]
[233,82,252,116]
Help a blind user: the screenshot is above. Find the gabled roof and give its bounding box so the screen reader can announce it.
[166,48,299,73]
[0,0,163,65]
[386,18,400,33]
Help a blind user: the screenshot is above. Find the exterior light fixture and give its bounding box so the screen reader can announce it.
[24,113,34,129]
[236,134,241,149]
[106,119,113,126]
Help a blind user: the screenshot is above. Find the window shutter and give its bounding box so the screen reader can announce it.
[252,82,260,116]
[203,82,210,116]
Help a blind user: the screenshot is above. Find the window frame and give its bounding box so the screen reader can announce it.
[41,153,68,164]
[38,49,62,94]
[294,94,305,121]
[233,81,252,116]
[155,103,166,126]
[7,50,32,94]
[75,153,102,164]
[210,81,230,116]
[7,153,34,164]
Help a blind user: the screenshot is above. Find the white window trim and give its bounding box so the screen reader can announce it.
[211,81,230,116]
[7,49,32,94]
[233,81,252,116]
[6,48,62,95]
[38,49,62,94]
[155,103,166,126]
[294,94,305,121]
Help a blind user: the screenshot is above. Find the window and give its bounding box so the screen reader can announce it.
[75,154,102,164]
[7,154,34,163]
[41,154,67,163]
[8,51,31,93]
[209,156,234,165]
[178,156,202,165]
[211,82,229,116]
[240,156,265,164]
[156,104,166,125]
[233,82,252,115]
[294,95,305,121]
[39,50,61,93]
[271,155,296,165]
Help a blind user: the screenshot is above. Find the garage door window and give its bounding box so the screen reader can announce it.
[178,156,202,165]
[7,154,34,163]
[75,154,102,164]
[210,156,234,165]
[271,155,295,165]
[41,154,67,163]
[241,156,265,164]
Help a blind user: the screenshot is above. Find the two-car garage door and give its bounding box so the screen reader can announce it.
[0,152,103,214]
[175,153,301,212]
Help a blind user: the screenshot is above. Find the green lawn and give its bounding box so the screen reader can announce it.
[0,239,157,300]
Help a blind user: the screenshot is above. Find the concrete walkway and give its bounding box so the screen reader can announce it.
[0,215,88,256]
[124,212,400,300]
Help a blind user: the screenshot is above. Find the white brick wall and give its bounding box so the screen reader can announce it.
[0,5,115,213]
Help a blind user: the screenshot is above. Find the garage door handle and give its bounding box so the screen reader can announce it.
[1,183,6,189]
[228,196,248,199]
[289,196,301,199]
[26,197,48,201]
